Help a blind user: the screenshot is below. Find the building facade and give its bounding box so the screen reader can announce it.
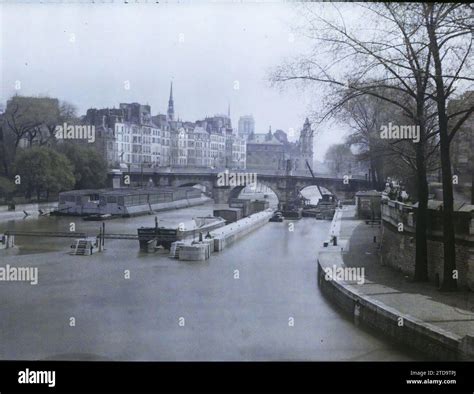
[225,132,246,169]
[238,115,255,140]
[246,128,286,171]
[246,119,314,172]
[82,84,246,170]
[272,118,314,171]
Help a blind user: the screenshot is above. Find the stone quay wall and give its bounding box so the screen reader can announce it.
[380,200,474,290]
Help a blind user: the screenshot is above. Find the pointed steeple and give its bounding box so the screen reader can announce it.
[266,125,272,141]
[227,102,230,118]
[167,81,175,121]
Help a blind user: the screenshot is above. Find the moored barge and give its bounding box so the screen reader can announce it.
[52,186,207,218]
[137,216,226,250]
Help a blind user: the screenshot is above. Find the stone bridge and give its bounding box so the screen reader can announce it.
[110,168,371,206]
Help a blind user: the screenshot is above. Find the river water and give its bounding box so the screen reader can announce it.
[0,201,419,361]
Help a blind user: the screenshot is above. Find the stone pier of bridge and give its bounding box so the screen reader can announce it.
[109,169,372,205]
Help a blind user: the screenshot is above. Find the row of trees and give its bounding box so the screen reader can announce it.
[0,144,108,202]
[0,96,77,177]
[325,94,440,198]
[272,3,473,291]
[0,96,108,201]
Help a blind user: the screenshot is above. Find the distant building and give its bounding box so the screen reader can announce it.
[209,132,226,168]
[246,127,285,171]
[225,132,246,169]
[151,114,171,166]
[188,126,211,167]
[84,107,124,164]
[171,126,189,166]
[204,114,232,134]
[119,102,152,125]
[84,103,160,167]
[238,115,255,140]
[196,114,233,168]
[75,83,247,170]
[247,119,314,172]
[299,118,314,166]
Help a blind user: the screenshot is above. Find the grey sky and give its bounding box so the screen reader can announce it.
[0,1,349,161]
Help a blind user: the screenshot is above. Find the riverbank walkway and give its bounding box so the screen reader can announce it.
[339,205,474,339]
[327,205,474,337]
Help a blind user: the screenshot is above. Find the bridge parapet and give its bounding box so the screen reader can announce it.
[108,169,371,204]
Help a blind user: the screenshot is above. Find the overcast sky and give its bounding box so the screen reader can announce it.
[0,1,350,161]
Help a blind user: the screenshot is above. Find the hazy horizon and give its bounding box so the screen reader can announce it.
[0,1,351,161]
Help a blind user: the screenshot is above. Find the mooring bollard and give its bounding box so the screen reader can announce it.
[354,300,361,326]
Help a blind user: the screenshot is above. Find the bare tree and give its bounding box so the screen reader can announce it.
[4,99,42,149]
[270,2,436,282]
[422,3,473,291]
[37,100,78,146]
[341,93,440,198]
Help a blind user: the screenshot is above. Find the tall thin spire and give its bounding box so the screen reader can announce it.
[227,102,230,118]
[167,81,175,121]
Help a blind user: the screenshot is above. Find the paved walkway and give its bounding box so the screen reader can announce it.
[335,205,474,338]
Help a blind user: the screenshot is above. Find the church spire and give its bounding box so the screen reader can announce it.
[167,82,175,121]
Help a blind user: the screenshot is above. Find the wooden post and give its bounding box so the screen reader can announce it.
[102,222,105,249]
[98,227,103,252]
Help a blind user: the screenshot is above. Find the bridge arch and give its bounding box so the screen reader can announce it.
[299,185,336,205]
[228,180,281,208]
[112,170,371,205]
[175,181,214,196]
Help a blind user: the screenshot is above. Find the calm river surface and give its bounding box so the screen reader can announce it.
[0,202,419,361]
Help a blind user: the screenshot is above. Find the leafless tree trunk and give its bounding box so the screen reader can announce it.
[423,3,474,290]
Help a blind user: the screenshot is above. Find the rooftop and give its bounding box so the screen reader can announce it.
[247,133,282,145]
